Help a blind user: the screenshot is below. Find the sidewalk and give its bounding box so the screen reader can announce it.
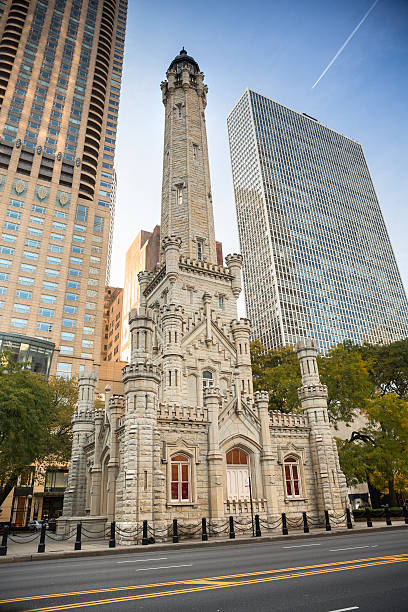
[1,522,407,564]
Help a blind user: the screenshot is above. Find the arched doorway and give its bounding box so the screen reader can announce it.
[226,448,249,500]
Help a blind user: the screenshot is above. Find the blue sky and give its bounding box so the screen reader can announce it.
[112,0,408,306]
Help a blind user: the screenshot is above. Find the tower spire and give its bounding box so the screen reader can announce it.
[160,50,216,263]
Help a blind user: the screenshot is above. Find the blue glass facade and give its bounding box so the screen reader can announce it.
[227,90,408,353]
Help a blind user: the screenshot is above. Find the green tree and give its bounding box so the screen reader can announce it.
[318,341,374,424]
[361,339,408,399]
[250,340,373,423]
[337,393,408,506]
[0,353,76,508]
[251,341,301,412]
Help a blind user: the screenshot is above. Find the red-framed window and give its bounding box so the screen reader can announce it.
[284,455,302,497]
[171,453,190,501]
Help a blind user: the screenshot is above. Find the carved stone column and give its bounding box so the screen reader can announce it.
[255,390,279,519]
[205,387,225,520]
[89,409,104,516]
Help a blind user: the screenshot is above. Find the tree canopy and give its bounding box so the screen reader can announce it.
[0,352,77,508]
[250,339,373,423]
[250,337,408,505]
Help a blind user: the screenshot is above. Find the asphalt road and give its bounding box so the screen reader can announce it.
[0,529,407,611]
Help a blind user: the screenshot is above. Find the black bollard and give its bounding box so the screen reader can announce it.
[403,506,408,525]
[201,517,208,541]
[229,515,235,539]
[302,512,309,534]
[346,508,353,529]
[255,514,261,537]
[325,510,331,532]
[109,521,116,548]
[37,523,46,553]
[0,525,9,556]
[74,522,82,551]
[142,520,148,545]
[282,513,288,535]
[385,507,392,526]
[172,519,179,544]
[365,507,373,528]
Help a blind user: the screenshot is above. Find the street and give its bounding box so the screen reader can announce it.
[0,529,407,611]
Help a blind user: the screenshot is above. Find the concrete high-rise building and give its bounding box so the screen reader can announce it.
[0,0,127,378]
[227,90,408,353]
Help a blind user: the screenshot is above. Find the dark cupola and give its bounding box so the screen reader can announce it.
[168,47,200,73]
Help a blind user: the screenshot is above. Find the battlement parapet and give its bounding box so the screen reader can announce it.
[225,253,243,267]
[162,235,182,250]
[203,387,221,400]
[178,255,231,279]
[254,390,269,403]
[109,394,125,409]
[296,338,316,350]
[298,384,328,401]
[158,402,208,422]
[231,318,251,330]
[269,410,308,428]
[72,409,94,424]
[160,303,184,317]
[122,362,161,380]
[78,370,98,385]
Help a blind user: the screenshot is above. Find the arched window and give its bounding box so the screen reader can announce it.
[202,370,213,390]
[226,448,248,465]
[284,455,302,497]
[171,454,190,501]
[226,447,249,500]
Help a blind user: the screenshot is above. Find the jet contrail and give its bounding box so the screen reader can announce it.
[312,0,379,88]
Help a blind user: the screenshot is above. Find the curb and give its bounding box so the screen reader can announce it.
[1,523,406,564]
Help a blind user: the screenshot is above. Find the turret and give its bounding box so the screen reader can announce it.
[296,339,348,516]
[225,253,243,298]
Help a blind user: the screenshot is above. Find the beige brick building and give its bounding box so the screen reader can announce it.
[0,0,127,381]
[60,50,349,538]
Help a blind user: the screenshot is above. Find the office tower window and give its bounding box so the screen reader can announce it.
[0,0,128,378]
[227,90,408,352]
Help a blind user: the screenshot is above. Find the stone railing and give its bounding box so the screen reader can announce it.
[269,410,308,428]
[224,498,267,515]
[158,403,208,422]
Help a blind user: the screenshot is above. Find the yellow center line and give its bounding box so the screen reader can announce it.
[23,556,408,612]
[1,553,406,606]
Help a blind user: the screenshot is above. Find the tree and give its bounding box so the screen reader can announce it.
[250,339,373,423]
[318,341,374,424]
[0,353,76,508]
[361,339,408,399]
[251,341,301,412]
[337,393,408,506]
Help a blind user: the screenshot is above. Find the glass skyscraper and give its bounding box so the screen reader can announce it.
[0,0,127,378]
[227,90,408,353]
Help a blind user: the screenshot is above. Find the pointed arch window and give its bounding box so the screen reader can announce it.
[284,455,302,497]
[202,370,213,391]
[171,454,190,501]
[226,448,249,500]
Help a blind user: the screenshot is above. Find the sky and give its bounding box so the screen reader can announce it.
[111,0,408,314]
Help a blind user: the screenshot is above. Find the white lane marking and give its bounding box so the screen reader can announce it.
[283,543,322,549]
[328,607,359,612]
[117,557,168,564]
[329,545,377,552]
[134,564,192,572]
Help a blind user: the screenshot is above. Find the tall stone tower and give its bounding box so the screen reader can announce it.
[60,50,349,539]
[160,49,217,263]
